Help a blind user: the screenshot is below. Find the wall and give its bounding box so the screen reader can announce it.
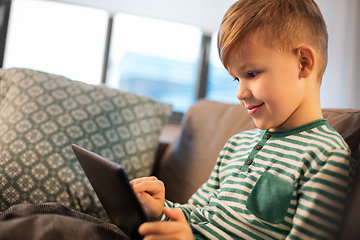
[316,0,360,109]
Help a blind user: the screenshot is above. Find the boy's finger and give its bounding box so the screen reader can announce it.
[132,180,164,196]
[137,191,158,207]
[139,221,186,235]
[162,207,187,223]
[130,176,158,186]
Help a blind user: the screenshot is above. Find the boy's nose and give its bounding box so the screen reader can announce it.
[236,82,252,101]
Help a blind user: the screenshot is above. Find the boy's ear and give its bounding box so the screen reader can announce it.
[297,45,315,78]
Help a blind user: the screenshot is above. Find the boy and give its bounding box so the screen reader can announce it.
[132,0,354,239]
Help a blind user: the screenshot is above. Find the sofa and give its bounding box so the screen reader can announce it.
[0,68,359,239]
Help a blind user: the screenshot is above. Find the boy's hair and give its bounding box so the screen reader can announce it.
[218,0,328,79]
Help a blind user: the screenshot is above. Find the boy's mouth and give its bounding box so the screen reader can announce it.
[246,103,264,115]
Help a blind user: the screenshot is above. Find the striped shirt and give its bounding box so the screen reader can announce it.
[162,119,354,239]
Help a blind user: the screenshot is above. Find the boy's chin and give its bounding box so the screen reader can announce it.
[253,119,267,130]
[253,119,275,131]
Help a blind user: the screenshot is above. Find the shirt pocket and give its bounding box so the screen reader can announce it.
[246,171,294,224]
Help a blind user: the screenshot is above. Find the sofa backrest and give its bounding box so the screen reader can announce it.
[156,99,360,239]
[322,109,360,240]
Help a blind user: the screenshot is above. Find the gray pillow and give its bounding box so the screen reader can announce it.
[0,68,171,220]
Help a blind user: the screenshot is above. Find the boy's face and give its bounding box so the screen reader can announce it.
[227,32,310,131]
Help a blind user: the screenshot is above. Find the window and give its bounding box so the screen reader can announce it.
[205,32,239,104]
[106,13,202,113]
[3,1,108,85]
[3,3,237,117]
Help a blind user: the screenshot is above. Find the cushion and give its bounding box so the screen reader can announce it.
[0,71,2,108]
[0,68,171,220]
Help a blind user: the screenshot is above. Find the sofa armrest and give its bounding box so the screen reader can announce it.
[152,123,181,176]
[152,142,170,176]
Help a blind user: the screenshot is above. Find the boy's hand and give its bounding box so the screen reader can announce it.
[139,207,193,240]
[130,176,165,219]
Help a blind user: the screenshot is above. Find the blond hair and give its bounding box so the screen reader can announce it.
[218,0,328,78]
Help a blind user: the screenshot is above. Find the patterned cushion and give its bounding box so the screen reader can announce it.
[0,71,2,108]
[0,68,171,220]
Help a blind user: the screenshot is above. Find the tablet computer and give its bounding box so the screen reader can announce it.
[71,144,149,240]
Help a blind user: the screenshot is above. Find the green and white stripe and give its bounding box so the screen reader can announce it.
[163,119,353,240]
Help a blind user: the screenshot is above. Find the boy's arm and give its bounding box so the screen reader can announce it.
[286,148,355,240]
[138,161,223,239]
[138,207,193,240]
[151,137,233,223]
[155,164,221,222]
[132,150,223,221]
[158,141,228,222]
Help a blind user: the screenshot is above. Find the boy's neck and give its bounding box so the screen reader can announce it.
[269,85,323,132]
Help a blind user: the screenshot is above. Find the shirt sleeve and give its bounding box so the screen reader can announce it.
[286,148,354,240]
[157,139,233,222]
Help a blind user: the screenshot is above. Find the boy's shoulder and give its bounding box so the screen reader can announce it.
[294,119,350,152]
[230,119,350,151]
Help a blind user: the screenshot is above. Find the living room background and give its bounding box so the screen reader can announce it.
[1,0,359,123]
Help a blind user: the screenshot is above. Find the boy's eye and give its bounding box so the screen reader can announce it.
[247,72,257,78]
